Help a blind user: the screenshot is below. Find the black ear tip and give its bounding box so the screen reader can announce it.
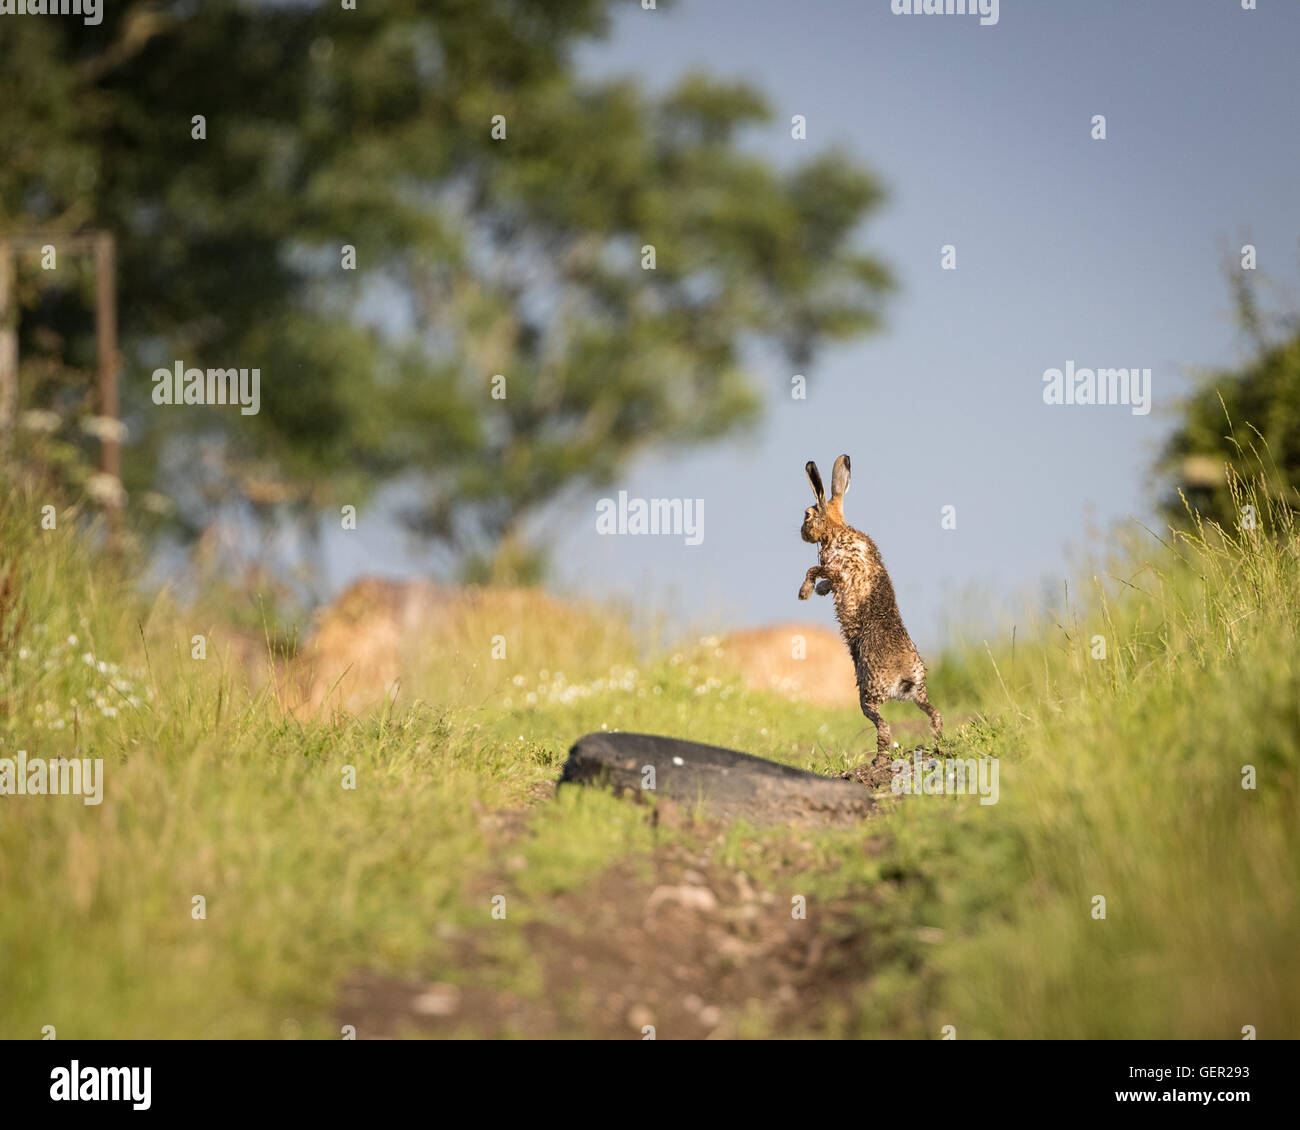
[805,460,826,498]
[841,454,851,471]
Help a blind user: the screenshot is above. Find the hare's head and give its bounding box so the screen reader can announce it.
[800,454,851,543]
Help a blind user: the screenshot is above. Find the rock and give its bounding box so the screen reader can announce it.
[411,983,461,1016]
[558,732,873,826]
[644,884,719,916]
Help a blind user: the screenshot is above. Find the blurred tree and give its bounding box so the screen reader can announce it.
[1158,268,1300,531]
[0,0,891,581]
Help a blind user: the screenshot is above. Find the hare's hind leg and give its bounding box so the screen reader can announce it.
[914,683,943,744]
[859,691,892,753]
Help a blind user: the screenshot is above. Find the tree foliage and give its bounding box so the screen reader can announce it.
[1,0,891,578]
[1159,270,1300,531]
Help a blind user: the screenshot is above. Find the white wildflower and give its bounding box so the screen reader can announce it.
[85,472,126,507]
[80,415,129,443]
[20,409,60,433]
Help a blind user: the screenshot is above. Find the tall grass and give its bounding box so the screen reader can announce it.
[898,470,1300,1037]
[0,470,1295,1038]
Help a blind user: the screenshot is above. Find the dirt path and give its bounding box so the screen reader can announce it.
[336,761,936,1039]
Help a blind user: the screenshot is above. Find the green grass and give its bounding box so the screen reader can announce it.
[0,472,1296,1038]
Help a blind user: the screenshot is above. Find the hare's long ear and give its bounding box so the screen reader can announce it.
[805,461,826,505]
[831,454,851,502]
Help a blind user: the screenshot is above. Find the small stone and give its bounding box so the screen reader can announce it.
[411,983,460,1016]
[645,884,718,914]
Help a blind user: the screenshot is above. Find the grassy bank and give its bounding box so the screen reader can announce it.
[0,476,1295,1038]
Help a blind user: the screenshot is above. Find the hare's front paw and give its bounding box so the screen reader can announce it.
[798,579,814,600]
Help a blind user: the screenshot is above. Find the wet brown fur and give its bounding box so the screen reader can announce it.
[798,454,942,753]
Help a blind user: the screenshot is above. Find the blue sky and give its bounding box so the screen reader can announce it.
[322,0,1300,651]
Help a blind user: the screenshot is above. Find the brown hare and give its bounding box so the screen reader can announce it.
[797,454,942,753]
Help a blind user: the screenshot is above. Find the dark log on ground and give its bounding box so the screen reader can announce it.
[558,731,873,826]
